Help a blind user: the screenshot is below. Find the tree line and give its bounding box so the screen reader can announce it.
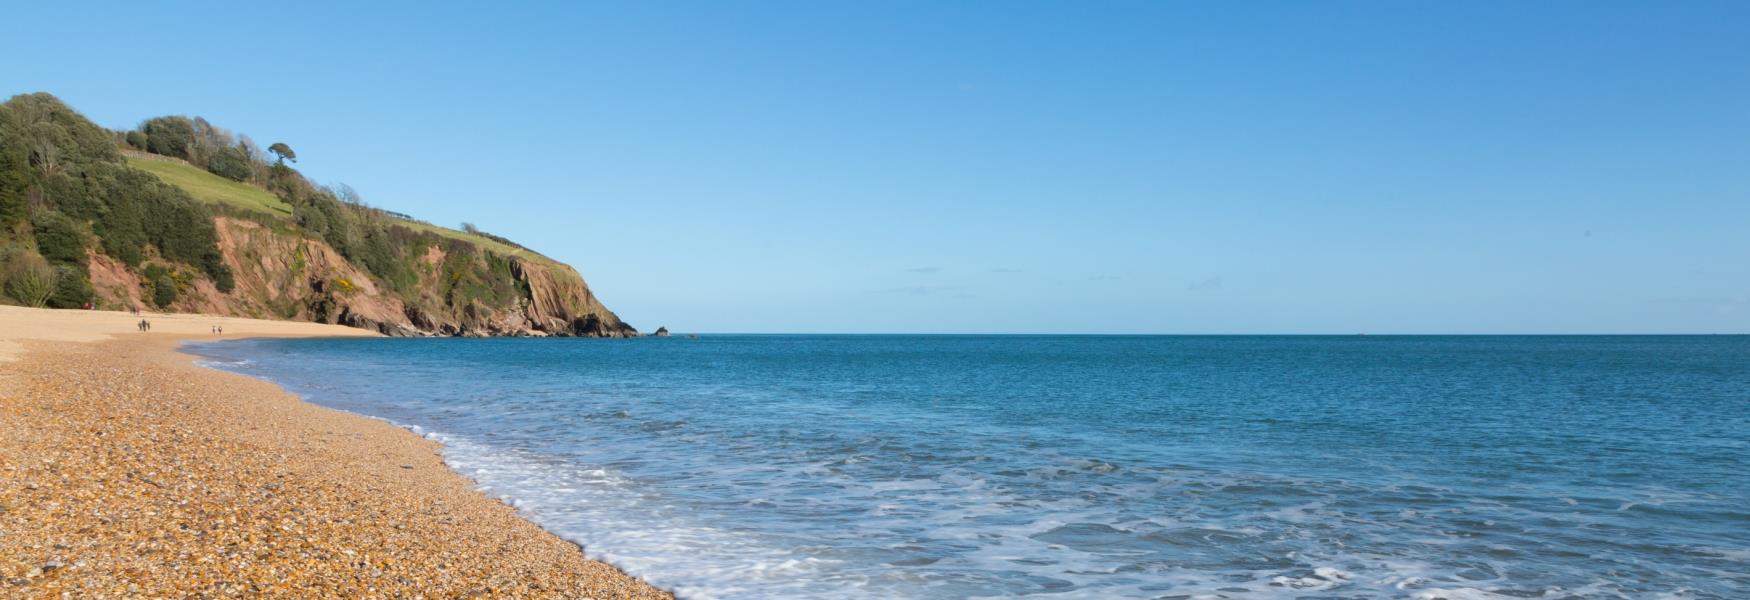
[1,93,230,309]
[122,114,297,184]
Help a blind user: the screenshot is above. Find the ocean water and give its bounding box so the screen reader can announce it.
[189,335,1750,599]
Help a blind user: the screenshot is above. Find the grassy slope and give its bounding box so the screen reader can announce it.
[127,155,554,264]
[390,219,555,264]
[127,156,293,216]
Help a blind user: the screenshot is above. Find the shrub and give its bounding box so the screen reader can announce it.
[3,251,56,307]
[212,263,235,293]
[151,273,177,307]
[47,264,92,308]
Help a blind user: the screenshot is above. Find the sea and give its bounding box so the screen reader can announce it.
[187,335,1750,599]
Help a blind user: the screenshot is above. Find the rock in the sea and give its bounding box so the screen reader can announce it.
[652,327,670,337]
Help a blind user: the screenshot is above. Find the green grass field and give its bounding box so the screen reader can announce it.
[127,156,294,216]
[127,155,554,264]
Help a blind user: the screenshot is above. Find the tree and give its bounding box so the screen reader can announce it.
[237,135,262,163]
[31,211,86,265]
[26,121,70,176]
[334,183,362,206]
[206,146,251,181]
[3,93,121,167]
[461,222,480,235]
[0,187,20,228]
[268,142,296,164]
[141,116,196,159]
[188,117,236,167]
[3,251,57,307]
[236,135,266,182]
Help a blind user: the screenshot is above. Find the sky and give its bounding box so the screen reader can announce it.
[4,1,1748,333]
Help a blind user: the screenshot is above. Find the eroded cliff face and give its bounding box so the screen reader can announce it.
[90,217,636,337]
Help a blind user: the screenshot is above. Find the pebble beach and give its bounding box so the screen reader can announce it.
[0,306,670,599]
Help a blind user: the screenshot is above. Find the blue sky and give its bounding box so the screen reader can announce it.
[5,1,1747,333]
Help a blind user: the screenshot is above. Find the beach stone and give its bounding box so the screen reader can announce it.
[0,336,671,598]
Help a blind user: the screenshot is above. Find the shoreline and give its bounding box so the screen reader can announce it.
[0,305,670,598]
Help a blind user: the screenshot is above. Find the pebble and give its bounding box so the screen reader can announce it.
[0,337,671,598]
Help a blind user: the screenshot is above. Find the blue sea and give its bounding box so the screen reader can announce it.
[188,335,1750,599]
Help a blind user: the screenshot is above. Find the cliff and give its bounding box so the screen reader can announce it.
[0,92,637,337]
[85,217,635,337]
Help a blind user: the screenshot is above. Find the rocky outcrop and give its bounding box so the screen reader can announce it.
[509,258,638,337]
[652,326,669,337]
[89,217,637,338]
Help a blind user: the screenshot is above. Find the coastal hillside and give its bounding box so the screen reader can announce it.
[0,93,635,337]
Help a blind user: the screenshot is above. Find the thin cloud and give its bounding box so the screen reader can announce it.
[990,267,1025,274]
[884,284,972,298]
[905,266,944,274]
[1187,276,1224,291]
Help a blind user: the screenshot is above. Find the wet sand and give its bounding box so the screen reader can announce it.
[0,305,670,598]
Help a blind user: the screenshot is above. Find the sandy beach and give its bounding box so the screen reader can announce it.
[0,305,670,598]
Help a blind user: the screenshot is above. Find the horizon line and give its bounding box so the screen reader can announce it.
[628,332,1750,337]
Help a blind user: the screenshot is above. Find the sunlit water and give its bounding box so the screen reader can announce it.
[189,335,1750,599]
